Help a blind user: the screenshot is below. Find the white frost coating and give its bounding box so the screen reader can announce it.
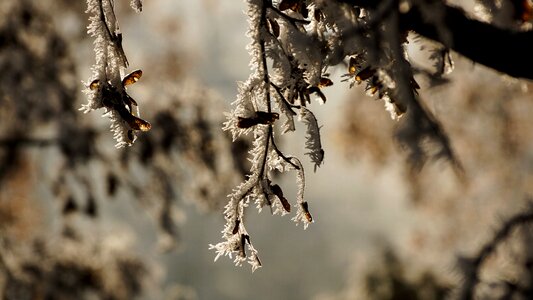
[381,96,402,121]
[249,127,269,174]
[107,110,135,147]
[210,126,270,270]
[282,23,323,86]
[299,107,324,171]
[273,92,296,134]
[245,0,263,73]
[289,158,312,229]
[209,180,262,271]
[377,69,396,90]
[80,79,102,112]
[222,79,259,141]
[253,183,268,211]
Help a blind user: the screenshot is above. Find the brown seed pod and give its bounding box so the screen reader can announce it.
[237,112,279,128]
[89,79,100,90]
[255,111,279,124]
[116,104,152,131]
[348,57,359,75]
[122,69,143,86]
[318,77,333,88]
[128,116,152,131]
[355,66,376,82]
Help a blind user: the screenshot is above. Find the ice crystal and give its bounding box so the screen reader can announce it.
[299,107,324,171]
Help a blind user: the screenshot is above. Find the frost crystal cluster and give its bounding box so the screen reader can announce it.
[82,0,149,148]
[211,0,465,270]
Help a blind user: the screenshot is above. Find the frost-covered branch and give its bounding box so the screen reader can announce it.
[213,0,533,270]
[81,0,149,147]
[343,0,533,79]
[214,0,459,271]
[213,0,331,270]
[401,2,533,80]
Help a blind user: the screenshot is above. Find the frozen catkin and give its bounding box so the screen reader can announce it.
[82,0,150,148]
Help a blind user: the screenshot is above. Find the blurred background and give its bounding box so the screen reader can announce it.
[1,0,533,299]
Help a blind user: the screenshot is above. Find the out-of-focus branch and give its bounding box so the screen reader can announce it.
[457,202,533,300]
[400,4,533,79]
[342,0,533,79]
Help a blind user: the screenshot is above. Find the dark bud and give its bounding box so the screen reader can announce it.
[301,201,313,222]
[318,77,333,88]
[243,234,251,244]
[366,76,382,96]
[232,219,240,235]
[240,234,247,258]
[128,116,152,132]
[237,117,259,128]
[237,112,279,128]
[101,84,122,108]
[356,66,376,82]
[348,57,358,75]
[271,184,291,212]
[255,111,279,124]
[89,79,100,90]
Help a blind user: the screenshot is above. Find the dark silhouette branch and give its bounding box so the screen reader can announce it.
[400,4,533,80]
[341,0,533,79]
[457,202,533,300]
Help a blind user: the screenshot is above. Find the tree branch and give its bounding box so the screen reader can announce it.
[400,4,533,79]
[342,0,533,79]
